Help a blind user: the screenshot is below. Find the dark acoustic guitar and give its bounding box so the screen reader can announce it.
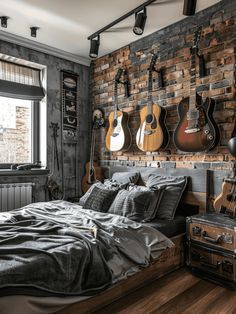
[82,112,103,193]
[106,68,131,152]
[136,53,169,152]
[173,26,220,152]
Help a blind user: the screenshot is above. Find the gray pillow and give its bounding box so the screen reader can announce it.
[111,171,140,186]
[109,185,163,222]
[108,189,130,216]
[146,175,188,220]
[83,186,118,212]
[79,181,119,207]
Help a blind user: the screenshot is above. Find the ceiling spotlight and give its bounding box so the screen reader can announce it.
[0,16,9,28]
[183,0,197,16]
[89,35,100,59]
[133,7,147,35]
[30,26,39,38]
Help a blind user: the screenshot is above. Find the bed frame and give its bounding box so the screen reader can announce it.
[58,167,210,314]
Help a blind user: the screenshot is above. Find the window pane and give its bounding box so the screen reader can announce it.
[0,96,32,164]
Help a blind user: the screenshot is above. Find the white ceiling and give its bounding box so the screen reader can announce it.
[0,0,221,66]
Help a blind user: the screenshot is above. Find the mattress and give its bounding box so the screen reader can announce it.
[143,215,186,238]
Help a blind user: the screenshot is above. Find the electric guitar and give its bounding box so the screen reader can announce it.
[82,113,103,193]
[136,53,169,152]
[105,68,131,152]
[214,162,236,218]
[173,26,220,152]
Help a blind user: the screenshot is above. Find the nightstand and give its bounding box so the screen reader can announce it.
[186,213,236,289]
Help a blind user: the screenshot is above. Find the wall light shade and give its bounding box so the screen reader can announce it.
[133,8,147,35]
[183,0,197,16]
[89,35,100,59]
[0,16,8,28]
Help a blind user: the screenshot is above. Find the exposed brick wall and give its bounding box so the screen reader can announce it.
[90,0,236,171]
[0,107,30,163]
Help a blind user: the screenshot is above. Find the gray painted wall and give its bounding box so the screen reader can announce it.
[0,40,90,202]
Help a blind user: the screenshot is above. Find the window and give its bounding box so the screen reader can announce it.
[0,56,46,168]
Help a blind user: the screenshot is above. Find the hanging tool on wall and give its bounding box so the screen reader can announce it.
[50,122,60,171]
[47,122,63,200]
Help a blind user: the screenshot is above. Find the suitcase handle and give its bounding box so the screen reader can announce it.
[201,231,222,243]
[200,256,221,270]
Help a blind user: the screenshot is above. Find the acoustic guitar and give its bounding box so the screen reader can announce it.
[214,162,236,217]
[82,112,103,193]
[105,68,131,152]
[136,53,169,152]
[173,26,220,152]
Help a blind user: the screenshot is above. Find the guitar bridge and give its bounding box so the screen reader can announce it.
[184,127,200,134]
[144,130,156,135]
[112,132,119,137]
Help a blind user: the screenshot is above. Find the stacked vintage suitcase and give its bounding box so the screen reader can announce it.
[186,176,236,289]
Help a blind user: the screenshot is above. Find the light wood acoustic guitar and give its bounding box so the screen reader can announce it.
[82,111,104,193]
[214,162,236,218]
[105,68,131,152]
[136,53,169,152]
[173,26,220,152]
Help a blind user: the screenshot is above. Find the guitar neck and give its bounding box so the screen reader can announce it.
[189,48,197,110]
[114,81,118,119]
[89,127,96,170]
[147,69,153,115]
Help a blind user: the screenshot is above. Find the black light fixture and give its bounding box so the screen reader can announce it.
[30,26,39,38]
[88,0,158,59]
[183,0,197,16]
[0,16,9,28]
[133,7,147,35]
[89,35,100,59]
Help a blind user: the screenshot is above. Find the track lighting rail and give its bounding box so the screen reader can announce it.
[87,0,158,40]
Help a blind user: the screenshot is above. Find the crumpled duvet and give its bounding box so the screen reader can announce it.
[0,201,173,297]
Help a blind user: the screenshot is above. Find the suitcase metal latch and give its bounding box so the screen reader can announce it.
[192,226,201,236]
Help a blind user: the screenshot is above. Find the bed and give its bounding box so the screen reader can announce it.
[0,167,207,314]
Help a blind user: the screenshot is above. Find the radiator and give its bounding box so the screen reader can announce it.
[0,183,34,212]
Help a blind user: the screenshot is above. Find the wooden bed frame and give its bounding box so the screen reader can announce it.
[57,167,214,314]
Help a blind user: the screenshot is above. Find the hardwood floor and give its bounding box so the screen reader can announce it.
[93,267,236,314]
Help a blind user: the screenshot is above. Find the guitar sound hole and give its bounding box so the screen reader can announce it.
[146,114,153,124]
[113,119,118,128]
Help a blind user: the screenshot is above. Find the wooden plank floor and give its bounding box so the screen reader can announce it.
[93,267,236,314]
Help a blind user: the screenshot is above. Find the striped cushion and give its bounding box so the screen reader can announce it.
[83,186,118,212]
[109,186,163,222]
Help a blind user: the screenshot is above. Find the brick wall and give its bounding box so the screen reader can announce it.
[0,106,31,163]
[90,0,236,171]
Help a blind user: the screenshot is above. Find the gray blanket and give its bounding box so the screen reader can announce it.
[0,201,173,297]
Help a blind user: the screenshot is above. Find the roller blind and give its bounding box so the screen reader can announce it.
[0,60,45,100]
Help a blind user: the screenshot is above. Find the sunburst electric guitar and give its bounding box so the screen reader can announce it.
[136,53,169,152]
[173,27,219,152]
[105,69,131,152]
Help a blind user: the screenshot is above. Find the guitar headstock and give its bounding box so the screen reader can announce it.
[115,68,123,83]
[192,26,202,50]
[148,53,158,72]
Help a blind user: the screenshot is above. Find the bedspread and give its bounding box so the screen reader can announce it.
[0,201,173,297]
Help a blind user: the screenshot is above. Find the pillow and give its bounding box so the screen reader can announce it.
[109,185,164,222]
[103,179,127,190]
[111,171,140,186]
[83,186,118,212]
[79,181,119,207]
[108,189,130,216]
[146,175,188,220]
